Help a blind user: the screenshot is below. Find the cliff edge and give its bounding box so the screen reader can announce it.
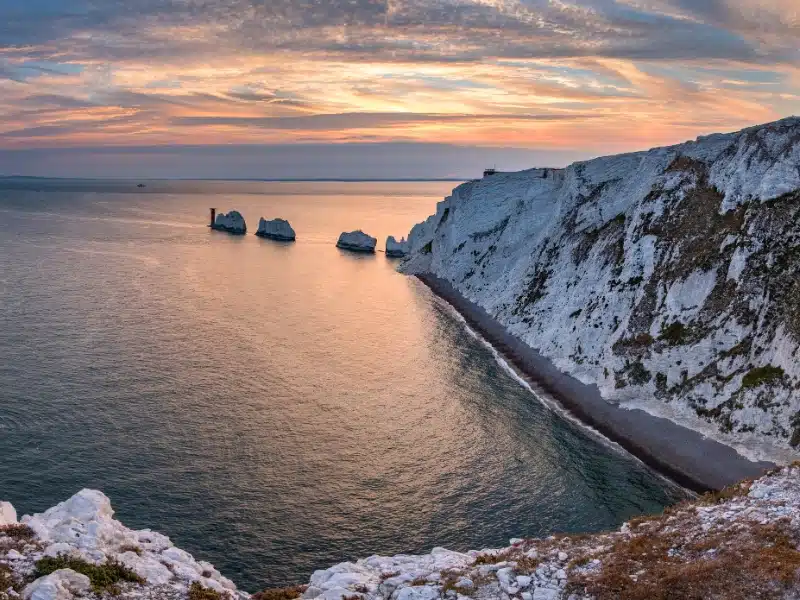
[2,466,799,600]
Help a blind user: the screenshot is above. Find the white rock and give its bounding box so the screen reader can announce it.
[521,593,533,600]
[558,552,568,562]
[496,567,513,588]
[516,575,532,588]
[117,553,174,585]
[23,570,91,600]
[555,569,567,580]
[256,218,296,241]
[532,587,560,600]
[212,210,247,234]
[337,230,377,253]
[455,578,473,589]
[395,586,441,600]
[386,236,410,257]
[0,501,17,525]
[7,549,24,560]
[44,543,77,558]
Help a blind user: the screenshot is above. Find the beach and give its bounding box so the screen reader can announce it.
[417,273,775,492]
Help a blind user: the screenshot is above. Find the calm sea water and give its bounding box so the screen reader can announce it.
[0,179,686,590]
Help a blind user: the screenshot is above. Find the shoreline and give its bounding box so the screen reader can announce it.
[417,273,775,493]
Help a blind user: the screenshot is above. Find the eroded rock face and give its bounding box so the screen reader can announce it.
[256,218,296,241]
[212,211,247,234]
[386,236,410,258]
[337,230,377,253]
[400,117,800,462]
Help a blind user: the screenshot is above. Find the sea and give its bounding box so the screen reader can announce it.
[0,178,687,590]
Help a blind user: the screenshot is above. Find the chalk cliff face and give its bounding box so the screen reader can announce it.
[401,117,800,463]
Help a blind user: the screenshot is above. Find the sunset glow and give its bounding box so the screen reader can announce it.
[1,0,798,176]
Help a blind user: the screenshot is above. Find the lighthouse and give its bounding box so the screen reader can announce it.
[209,208,216,227]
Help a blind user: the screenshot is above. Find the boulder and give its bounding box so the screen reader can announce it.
[336,230,377,253]
[0,501,17,525]
[23,570,91,600]
[211,210,246,234]
[256,218,296,241]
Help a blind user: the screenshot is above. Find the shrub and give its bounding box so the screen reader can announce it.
[741,365,785,389]
[421,241,432,255]
[660,321,688,345]
[188,582,223,600]
[252,586,306,600]
[628,361,652,385]
[0,524,35,540]
[34,556,144,592]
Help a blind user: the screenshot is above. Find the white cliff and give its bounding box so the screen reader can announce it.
[256,218,296,241]
[386,236,410,258]
[337,231,377,253]
[212,211,247,235]
[400,117,800,464]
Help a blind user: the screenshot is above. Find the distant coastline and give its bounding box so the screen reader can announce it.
[0,175,466,183]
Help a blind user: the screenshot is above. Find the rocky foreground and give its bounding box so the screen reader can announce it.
[2,465,799,600]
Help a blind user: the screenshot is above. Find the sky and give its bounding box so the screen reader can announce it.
[0,0,798,178]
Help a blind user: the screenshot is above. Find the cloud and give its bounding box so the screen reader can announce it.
[1,0,797,65]
[170,111,598,131]
[0,0,797,161]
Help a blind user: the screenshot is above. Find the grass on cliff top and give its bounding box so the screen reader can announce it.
[251,586,307,600]
[188,582,224,600]
[566,500,800,600]
[34,555,144,592]
[0,524,35,540]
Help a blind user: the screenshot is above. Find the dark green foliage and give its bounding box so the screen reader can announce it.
[34,556,144,592]
[252,586,306,600]
[629,361,652,385]
[655,372,667,391]
[741,365,785,389]
[421,241,432,254]
[188,582,222,600]
[660,322,689,345]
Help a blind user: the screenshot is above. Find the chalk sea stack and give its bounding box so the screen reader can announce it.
[386,236,410,257]
[256,218,296,241]
[337,230,377,253]
[211,210,247,235]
